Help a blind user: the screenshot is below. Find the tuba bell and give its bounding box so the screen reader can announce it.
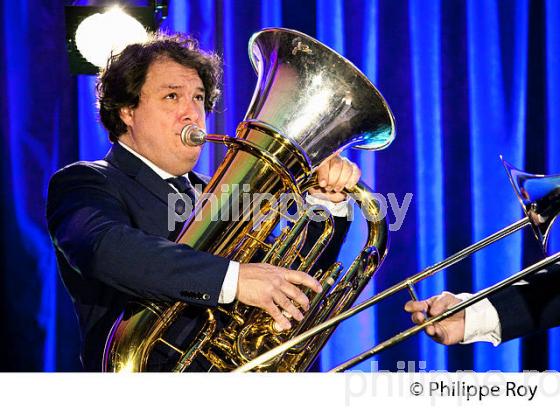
[102,28,395,372]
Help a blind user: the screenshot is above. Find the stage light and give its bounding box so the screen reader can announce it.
[74,6,148,68]
[65,1,168,74]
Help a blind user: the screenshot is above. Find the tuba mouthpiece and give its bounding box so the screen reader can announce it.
[180,124,207,146]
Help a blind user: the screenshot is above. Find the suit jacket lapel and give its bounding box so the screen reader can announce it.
[105,143,176,207]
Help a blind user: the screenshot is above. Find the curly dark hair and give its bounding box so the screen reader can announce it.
[97,32,222,142]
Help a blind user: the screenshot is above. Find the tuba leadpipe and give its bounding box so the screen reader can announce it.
[235,159,560,372]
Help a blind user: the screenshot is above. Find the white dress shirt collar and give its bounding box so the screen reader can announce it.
[118,141,190,182]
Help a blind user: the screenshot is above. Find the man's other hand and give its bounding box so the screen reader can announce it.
[236,263,322,331]
[309,154,361,203]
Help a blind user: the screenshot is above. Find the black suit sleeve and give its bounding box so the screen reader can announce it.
[488,261,560,342]
[46,163,230,306]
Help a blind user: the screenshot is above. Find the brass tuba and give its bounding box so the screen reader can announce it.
[102,28,395,372]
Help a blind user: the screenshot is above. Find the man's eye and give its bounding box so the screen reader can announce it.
[165,93,178,100]
[194,94,205,102]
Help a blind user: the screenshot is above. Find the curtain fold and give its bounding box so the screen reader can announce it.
[78,76,109,161]
[545,0,560,370]
[466,0,528,371]
[1,0,556,371]
[2,0,78,370]
[409,0,446,371]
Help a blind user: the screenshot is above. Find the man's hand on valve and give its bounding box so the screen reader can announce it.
[309,154,361,203]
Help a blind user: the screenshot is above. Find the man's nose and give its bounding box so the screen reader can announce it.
[180,100,200,124]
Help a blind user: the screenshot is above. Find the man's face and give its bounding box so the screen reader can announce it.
[119,57,207,176]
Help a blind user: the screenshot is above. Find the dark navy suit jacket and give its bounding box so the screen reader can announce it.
[47,142,350,370]
[488,261,560,342]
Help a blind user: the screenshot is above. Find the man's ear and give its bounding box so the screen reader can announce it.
[119,107,134,127]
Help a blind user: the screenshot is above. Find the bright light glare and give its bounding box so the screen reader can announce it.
[286,74,332,138]
[75,6,149,68]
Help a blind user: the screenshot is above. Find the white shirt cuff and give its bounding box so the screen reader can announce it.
[218,261,239,304]
[456,293,502,346]
[305,194,351,217]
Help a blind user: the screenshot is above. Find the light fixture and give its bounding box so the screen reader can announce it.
[65,1,168,74]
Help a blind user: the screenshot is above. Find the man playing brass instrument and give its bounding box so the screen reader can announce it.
[47,32,361,371]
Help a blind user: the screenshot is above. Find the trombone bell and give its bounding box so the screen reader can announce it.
[502,156,560,253]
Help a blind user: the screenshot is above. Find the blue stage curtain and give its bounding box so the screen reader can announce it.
[1,0,80,370]
[466,0,528,372]
[545,0,560,370]
[1,0,557,371]
[408,0,446,371]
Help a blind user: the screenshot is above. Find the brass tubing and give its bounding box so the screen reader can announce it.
[331,250,560,372]
[268,212,309,266]
[290,263,343,338]
[271,264,344,366]
[173,310,217,372]
[234,216,530,372]
[262,227,289,263]
[299,247,378,352]
[297,213,335,272]
[307,247,376,330]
